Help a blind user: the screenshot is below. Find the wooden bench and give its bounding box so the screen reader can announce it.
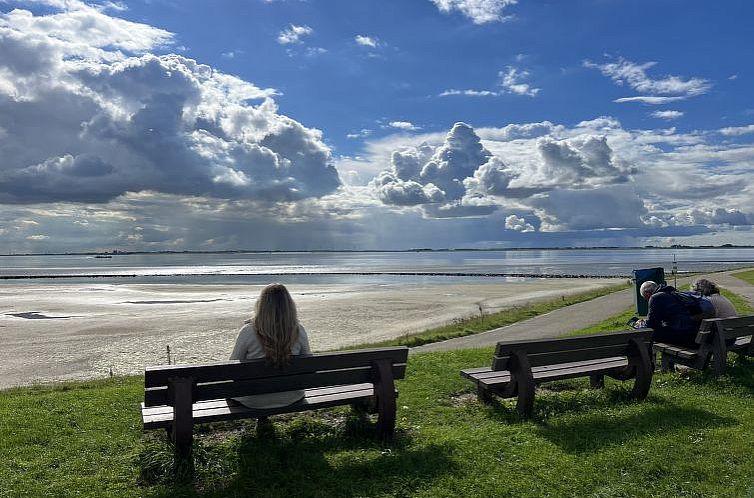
[142,346,409,461]
[461,329,654,418]
[654,315,754,375]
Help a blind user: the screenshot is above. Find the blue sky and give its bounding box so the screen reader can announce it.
[1,0,753,251]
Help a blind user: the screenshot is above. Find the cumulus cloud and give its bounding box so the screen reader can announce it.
[0,5,340,204]
[530,186,647,231]
[372,122,517,213]
[431,0,518,24]
[499,66,540,97]
[277,24,313,45]
[505,214,534,232]
[514,135,634,188]
[651,110,684,120]
[669,208,754,227]
[584,57,711,104]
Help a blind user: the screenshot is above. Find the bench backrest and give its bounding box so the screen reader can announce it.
[144,346,409,407]
[492,329,653,371]
[695,315,754,344]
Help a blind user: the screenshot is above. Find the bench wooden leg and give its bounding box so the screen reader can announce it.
[373,359,396,440]
[515,379,535,418]
[477,384,494,404]
[660,354,675,373]
[589,374,604,389]
[169,377,194,464]
[711,352,727,376]
[628,338,652,400]
[509,351,535,418]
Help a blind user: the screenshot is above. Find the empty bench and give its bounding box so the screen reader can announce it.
[461,329,654,418]
[654,315,754,375]
[142,346,409,461]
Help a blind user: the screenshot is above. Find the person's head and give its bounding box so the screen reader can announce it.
[253,283,299,368]
[691,278,719,296]
[639,280,658,301]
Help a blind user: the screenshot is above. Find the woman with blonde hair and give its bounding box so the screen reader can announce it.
[230,283,311,409]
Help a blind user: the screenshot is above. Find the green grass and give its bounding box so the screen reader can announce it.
[354,283,630,349]
[733,269,754,286]
[2,281,753,497]
[2,352,753,497]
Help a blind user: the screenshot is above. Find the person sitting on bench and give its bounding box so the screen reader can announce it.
[230,283,312,409]
[690,278,737,318]
[640,280,699,347]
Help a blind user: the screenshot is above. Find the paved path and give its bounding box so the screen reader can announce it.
[412,268,754,354]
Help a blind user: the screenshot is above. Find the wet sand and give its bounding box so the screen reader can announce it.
[0,278,624,388]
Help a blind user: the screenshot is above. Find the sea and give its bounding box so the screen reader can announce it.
[2,248,753,286]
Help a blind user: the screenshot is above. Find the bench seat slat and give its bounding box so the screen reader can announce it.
[462,357,629,387]
[143,384,379,429]
[652,342,699,360]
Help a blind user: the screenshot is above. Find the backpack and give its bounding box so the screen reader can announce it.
[670,291,716,320]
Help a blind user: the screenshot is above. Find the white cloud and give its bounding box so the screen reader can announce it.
[440,66,539,99]
[0,6,340,204]
[439,89,499,97]
[499,66,540,97]
[584,57,711,104]
[372,122,516,213]
[221,49,243,59]
[530,186,647,231]
[613,96,687,105]
[431,0,518,24]
[389,121,420,131]
[1,0,173,55]
[505,214,535,232]
[651,110,684,120]
[347,128,373,139]
[719,124,754,136]
[277,24,313,45]
[354,35,378,48]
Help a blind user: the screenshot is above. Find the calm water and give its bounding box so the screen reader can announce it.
[1,248,753,285]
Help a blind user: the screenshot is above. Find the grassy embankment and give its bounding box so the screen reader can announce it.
[733,269,754,286]
[1,283,753,497]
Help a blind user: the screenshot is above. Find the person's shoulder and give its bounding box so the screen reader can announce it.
[238,320,255,335]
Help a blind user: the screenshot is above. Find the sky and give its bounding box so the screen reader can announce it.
[1,0,754,252]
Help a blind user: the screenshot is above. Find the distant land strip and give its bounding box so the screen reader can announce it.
[1,271,637,280]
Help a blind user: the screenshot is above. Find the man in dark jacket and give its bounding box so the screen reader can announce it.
[640,281,700,347]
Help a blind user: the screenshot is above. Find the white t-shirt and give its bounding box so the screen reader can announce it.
[229,321,312,409]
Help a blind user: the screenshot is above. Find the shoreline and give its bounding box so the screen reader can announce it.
[0,278,623,389]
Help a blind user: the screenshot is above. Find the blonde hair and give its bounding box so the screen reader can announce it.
[253,283,300,368]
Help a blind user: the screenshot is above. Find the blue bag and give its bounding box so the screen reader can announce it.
[671,291,716,320]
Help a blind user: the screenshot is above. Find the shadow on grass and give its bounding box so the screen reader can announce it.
[479,379,648,425]
[661,355,754,393]
[140,413,457,498]
[535,400,737,454]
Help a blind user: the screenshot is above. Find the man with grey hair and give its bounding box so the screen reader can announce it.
[640,280,699,347]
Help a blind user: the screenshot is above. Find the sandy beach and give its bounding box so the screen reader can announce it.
[0,278,624,388]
